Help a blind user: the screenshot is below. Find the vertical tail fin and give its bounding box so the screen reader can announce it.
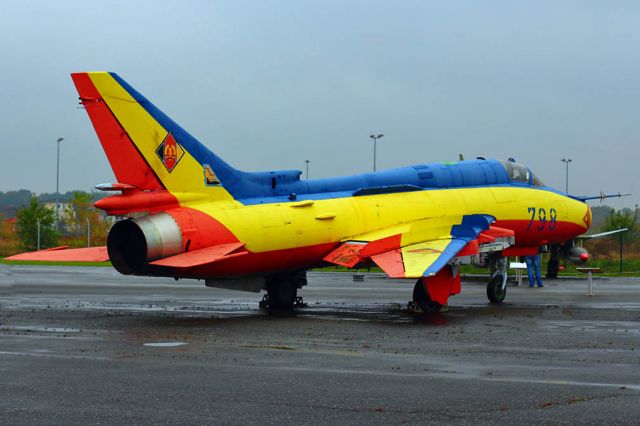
[71,72,239,199]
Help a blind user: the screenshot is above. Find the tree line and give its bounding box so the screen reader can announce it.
[1,191,112,255]
[0,190,107,216]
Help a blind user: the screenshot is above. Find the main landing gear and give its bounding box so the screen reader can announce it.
[411,255,510,313]
[412,280,443,313]
[486,254,508,304]
[260,272,307,311]
[411,266,461,314]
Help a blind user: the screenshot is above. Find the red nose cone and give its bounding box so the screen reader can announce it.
[579,252,590,261]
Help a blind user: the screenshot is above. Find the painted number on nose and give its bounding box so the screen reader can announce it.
[527,207,557,231]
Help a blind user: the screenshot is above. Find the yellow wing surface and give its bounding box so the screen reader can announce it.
[324,214,499,278]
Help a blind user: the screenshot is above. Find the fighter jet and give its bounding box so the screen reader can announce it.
[8,72,605,312]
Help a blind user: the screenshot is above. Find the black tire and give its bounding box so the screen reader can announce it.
[266,279,298,310]
[487,274,506,304]
[412,279,443,313]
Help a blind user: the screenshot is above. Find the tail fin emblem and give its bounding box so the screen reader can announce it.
[155,133,184,173]
[204,164,221,186]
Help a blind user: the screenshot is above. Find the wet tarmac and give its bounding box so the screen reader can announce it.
[1,265,640,424]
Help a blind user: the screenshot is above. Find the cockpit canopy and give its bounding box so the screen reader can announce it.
[499,160,545,187]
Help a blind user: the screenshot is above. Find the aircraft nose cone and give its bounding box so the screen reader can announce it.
[582,205,593,230]
[579,252,590,262]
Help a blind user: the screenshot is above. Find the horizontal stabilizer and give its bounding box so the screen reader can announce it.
[150,242,247,268]
[5,246,109,262]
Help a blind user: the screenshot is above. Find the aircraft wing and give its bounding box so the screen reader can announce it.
[369,238,470,278]
[5,246,109,262]
[577,228,629,239]
[324,214,507,278]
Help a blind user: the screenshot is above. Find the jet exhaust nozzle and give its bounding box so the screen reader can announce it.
[107,212,183,274]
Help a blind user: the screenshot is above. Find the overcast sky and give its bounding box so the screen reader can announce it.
[1,1,638,208]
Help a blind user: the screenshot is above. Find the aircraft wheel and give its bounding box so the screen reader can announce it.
[413,279,443,313]
[487,274,506,304]
[265,278,298,310]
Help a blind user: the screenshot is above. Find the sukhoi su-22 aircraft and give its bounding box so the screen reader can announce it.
[11,72,603,312]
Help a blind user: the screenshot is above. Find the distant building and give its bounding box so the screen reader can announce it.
[44,202,72,233]
[44,202,70,214]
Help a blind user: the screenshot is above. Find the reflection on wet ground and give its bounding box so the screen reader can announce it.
[2,267,640,424]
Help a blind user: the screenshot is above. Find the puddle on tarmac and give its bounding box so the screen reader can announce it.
[143,342,187,347]
[0,325,81,333]
[544,320,640,334]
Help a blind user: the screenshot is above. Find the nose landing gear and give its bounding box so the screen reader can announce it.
[486,273,507,303]
[487,254,508,304]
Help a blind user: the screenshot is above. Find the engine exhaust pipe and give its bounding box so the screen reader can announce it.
[107,213,183,274]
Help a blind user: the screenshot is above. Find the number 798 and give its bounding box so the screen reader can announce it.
[526,207,557,231]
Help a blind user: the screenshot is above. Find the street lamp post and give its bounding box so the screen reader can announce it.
[561,158,572,194]
[305,160,310,180]
[369,134,384,172]
[56,137,64,228]
[620,230,624,274]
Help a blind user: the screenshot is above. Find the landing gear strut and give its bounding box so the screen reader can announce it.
[487,254,508,304]
[260,272,307,310]
[546,244,560,279]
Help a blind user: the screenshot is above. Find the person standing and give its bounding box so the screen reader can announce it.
[525,253,544,288]
[546,244,560,278]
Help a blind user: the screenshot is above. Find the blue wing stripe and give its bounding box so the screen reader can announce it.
[422,213,495,277]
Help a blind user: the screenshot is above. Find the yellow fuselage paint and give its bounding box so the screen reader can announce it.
[187,186,589,253]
